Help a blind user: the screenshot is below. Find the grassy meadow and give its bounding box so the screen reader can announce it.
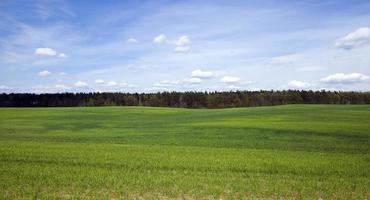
[0,105,369,199]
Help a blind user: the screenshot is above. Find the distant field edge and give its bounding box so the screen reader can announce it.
[1,103,370,109]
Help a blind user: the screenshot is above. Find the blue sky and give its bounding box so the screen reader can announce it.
[1,0,370,93]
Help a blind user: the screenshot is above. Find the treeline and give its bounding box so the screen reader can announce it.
[0,90,369,108]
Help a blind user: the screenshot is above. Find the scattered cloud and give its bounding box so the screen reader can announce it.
[35,48,57,56]
[0,85,11,90]
[191,69,214,79]
[249,88,261,91]
[2,2,370,93]
[127,38,139,43]
[93,79,136,89]
[174,46,191,53]
[106,81,117,86]
[74,81,88,87]
[118,83,137,88]
[220,76,241,84]
[316,87,339,91]
[34,47,67,58]
[184,77,202,84]
[154,80,180,87]
[59,72,66,76]
[173,35,191,53]
[321,73,369,84]
[38,70,51,77]
[220,76,251,88]
[148,87,170,92]
[173,35,191,46]
[95,80,122,87]
[153,34,167,44]
[55,84,70,89]
[95,79,105,84]
[288,80,311,89]
[227,85,242,90]
[153,34,192,53]
[31,85,53,93]
[335,27,370,50]
[154,77,202,88]
[58,53,67,58]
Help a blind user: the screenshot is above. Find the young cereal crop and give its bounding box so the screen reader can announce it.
[0,105,369,199]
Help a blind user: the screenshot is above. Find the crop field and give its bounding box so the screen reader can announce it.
[0,105,369,199]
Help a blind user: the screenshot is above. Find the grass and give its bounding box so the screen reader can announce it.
[0,105,369,199]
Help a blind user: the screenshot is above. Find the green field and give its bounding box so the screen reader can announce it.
[0,105,369,199]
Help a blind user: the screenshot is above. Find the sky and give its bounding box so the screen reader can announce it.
[1,0,370,93]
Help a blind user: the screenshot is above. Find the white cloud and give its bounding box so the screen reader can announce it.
[220,76,240,84]
[153,34,191,53]
[321,73,369,84]
[191,69,214,79]
[174,46,191,53]
[95,79,105,84]
[154,80,180,87]
[58,53,67,58]
[153,34,167,44]
[95,80,121,87]
[149,87,170,92]
[127,38,139,43]
[118,83,137,88]
[220,76,251,87]
[31,85,53,94]
[250,88,261,91]
[335,27,370,50]
[34,48,67,58]
[184,77,202,84]
[228,85,241,90]
[0,85,11,90]
[74,81,88,87]
[288,80,311,89]
[173,35,191,53]
[55,84,69,89]
[174,35,191,46]
[154,77,202,87]
[106,81,117,86]
[59,72,66,76]
[316,87,339,91]
[38,70,51,77]
[35,48,58,56]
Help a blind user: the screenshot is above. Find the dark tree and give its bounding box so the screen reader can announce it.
[0,90,369,108]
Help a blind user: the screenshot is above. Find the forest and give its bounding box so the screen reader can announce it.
[1,90,370,108]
